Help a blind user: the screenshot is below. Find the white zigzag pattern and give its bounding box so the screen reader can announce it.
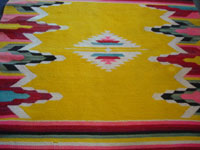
[145,6,197,118]
[8,3,69,118]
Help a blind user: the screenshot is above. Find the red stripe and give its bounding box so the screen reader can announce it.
[96,56,120,59]
[1,121,200,132]
[0,78,22,87]
[99,0,194,5]
[8,0,195,5]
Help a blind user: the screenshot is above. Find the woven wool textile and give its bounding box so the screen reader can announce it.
[0,0,200,149]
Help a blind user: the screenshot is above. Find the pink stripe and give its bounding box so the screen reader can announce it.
[183,12,200,19]
[176,28,200,36]
[7,0,195,6]
[0,52,25,63]
[1,120,200,126]
[181,91,200,103]
[1,14,36,22]
[0,144,200,150]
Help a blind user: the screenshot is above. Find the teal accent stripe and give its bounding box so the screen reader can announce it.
[169,5,197,10]
[0,91,29,102]
[92,54,124,57]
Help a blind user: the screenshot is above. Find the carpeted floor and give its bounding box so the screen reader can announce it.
[0,0,200,149]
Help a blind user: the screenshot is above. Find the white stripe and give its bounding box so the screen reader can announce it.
[55,55,66,61]
[7,106,30,119]
[28,7,48,22]
[35,100,48,104]
[182,106,200,118]
[168,37,187,53]
[160,11,178,25]
[50,93,63,101]
[20,34,41,51]
[166,100,176,104]
[22,87,35,91]
[11,66,36,87]
[60,25,69,30]
[152,93,163,100]
[174,68,195,88]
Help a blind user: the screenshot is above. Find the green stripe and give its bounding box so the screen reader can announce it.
[1,133,200,139]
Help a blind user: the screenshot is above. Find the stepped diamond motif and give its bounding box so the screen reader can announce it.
[74,31,142,71]
[74,31,140,47]
[75,51,141,72]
